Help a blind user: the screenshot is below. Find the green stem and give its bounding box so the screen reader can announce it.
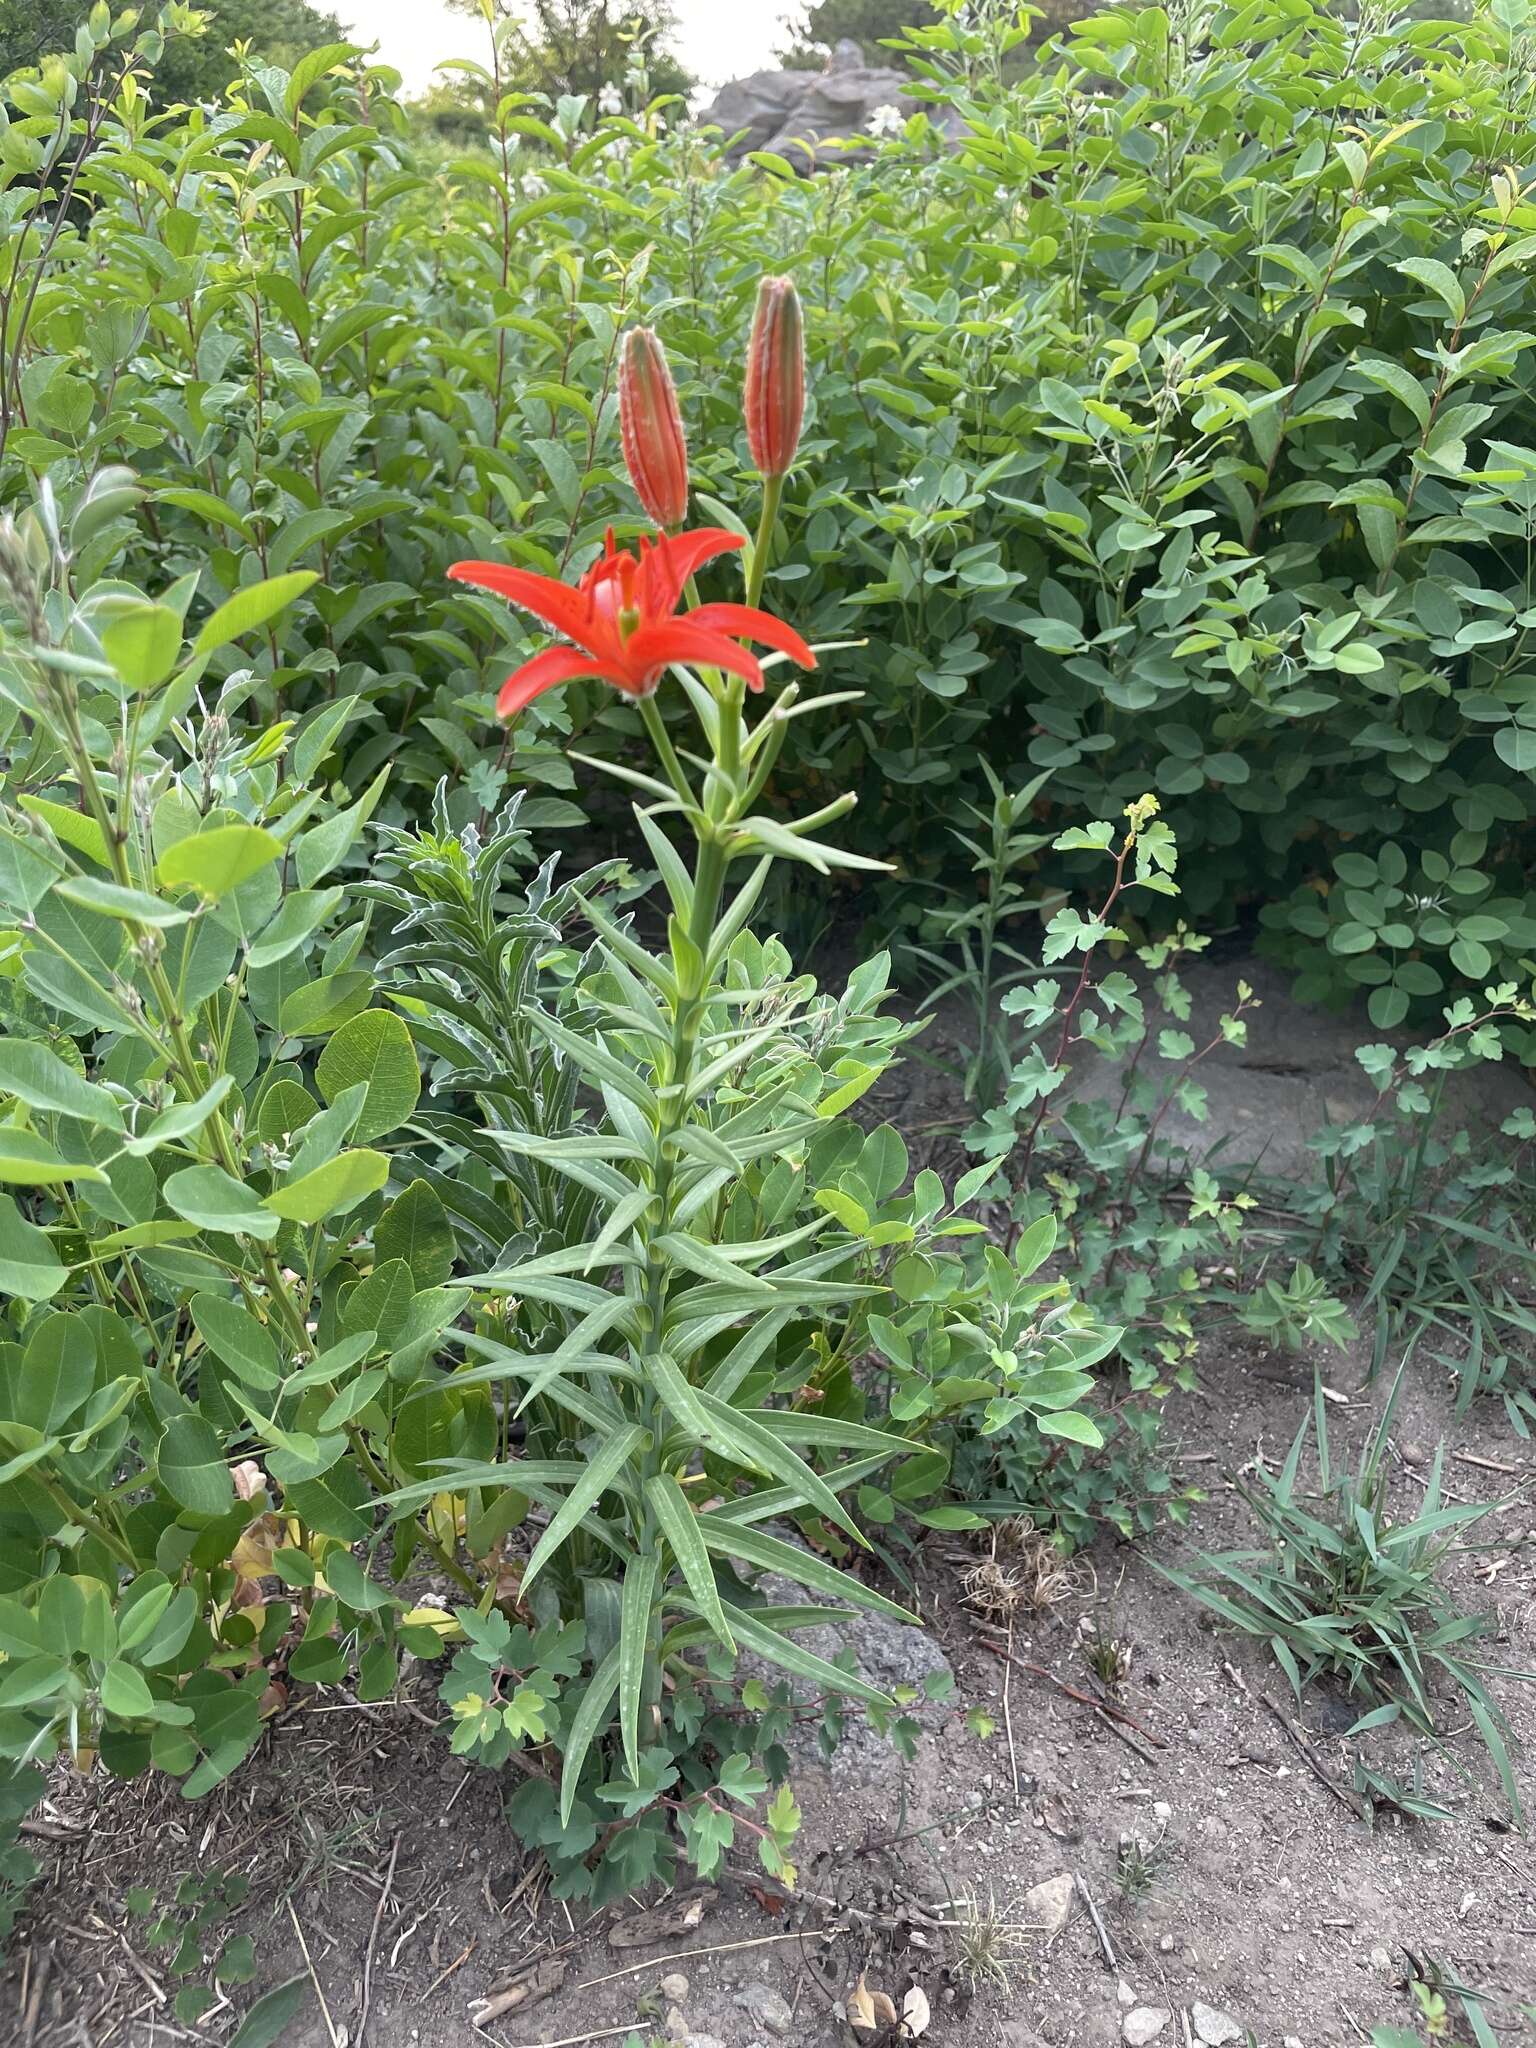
[38,1477,136,1571]
[745,473,784,612]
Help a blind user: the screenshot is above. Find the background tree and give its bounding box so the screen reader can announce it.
[0,0,347,98]
[776,0,942,69]
[155,0,348,103]
[0,0,79,78]
[444,0,692,102]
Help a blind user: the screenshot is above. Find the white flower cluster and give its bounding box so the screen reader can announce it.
[867,103,904,137]
[598,82,624,116]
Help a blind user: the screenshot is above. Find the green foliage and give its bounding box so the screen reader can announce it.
[1276,993,1536,1420]
[152,0,350,109]
[5,0,1536,1020]
[1159,1370,1528,1821]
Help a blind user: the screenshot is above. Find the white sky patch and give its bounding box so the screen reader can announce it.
[334,1,787,97]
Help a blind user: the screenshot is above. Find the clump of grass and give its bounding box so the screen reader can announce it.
[1158,1367,1526,1819]
[1080,1619,1133,1694]
[949,1884,1028,1995]
[1115,1829,1169,1904]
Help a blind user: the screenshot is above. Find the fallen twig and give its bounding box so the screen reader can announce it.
[1093,1705,1161,1767]
[419,1939,476,2003]
[981,1638,1166,1747]
[1075,1872,1118,1973]
[1002,1616,1021,1803]
[1256,1694,1364,1821]
[572,1929,806,1996]
[287,1899,341,2048]
[357,1828,401,2047]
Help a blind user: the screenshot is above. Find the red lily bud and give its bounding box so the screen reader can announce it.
[619,327,689,531]
[744,276,805,478]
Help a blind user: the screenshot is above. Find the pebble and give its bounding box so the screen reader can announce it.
[664,2010,688,2045]
[659,1975,690,2001]
[734,1984,793,2037]
[1023,1872,1076,1936]
[1117,1980,1136,2006]
[1158,1935,1176,1955]
[1152,1800,1172,1821]
[1370,1946,1393,1975]
[1192,2004,1242,2046]
[684,2036,724,2048]
[1285,2038,1304,2048]
[1124,2007,1172,2047]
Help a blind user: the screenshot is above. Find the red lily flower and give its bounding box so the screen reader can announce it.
[449,526,816,720]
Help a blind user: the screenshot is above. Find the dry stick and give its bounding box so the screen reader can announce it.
[1255,1694,1364,1822]
[420,1939,476,2002]
[1002,1615,1022,1804]
[571,1930,807,1997]
[1453,1450,1523,1475]
[287,1900,342,2048]
[1075,1872,1118,1973]
[357,1829,402,2047]
[982,1639,1167,1747]
[1093,1705,1161,1768]
[495,2027,650,2048]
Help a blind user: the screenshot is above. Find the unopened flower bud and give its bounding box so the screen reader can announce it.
[618,327,689,530]
[744,276,805,478]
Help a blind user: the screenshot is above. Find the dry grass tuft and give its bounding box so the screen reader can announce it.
[960,1518,1077,1621]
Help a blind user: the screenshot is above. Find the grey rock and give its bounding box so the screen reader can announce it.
[1370,1945,1394,1975]
[1041,951,1533,1181]
[684,2036,724,2048]
[1124,2010,1172,2048]
[659,1974,690,2001]
[1192,2005,1242,2047]
[735,1983,793,2036]
[1022,1873,1076,1936]
[696,39,965,169]
[664,2010,688,2046]
[741,1562,953,1779]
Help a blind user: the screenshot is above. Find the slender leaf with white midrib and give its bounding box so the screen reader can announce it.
[520,1424,646,1595]
[618,1550,659,1783]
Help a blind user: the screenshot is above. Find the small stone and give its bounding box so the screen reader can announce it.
[1370,1946,1393,1975]
[735,1984,793,2037]
[1152,1800,1172,1821]
[659,1975,690,2001]
[1118,1979,1136,2006]
[1158,1935,1176,1955]
[1401,1441,1427,1466]
[1022,1872,1076,1936]
[684,2036,724,2048]
[664,2009,688,2045]
[1284,2038,1303,2048]
[1124,2007,1172,2047]
[1192,2004,1242,2046]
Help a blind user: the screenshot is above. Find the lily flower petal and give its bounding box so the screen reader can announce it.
[626,620,766,692]
[449,560,593,644]
[498,646,630,718]
[686,603,816,672]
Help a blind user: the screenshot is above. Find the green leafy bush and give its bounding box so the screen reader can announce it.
[8,1,1536,1025]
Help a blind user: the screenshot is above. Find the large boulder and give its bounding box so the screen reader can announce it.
[697,40,951,169]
